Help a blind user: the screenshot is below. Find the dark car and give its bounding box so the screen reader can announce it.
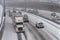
[9,10,12,17]
[13,9,16,13]
[36,22,44,28]
[27,9,39,15]
[21,8,26,12]
[19,11,22,15]
[23,14,29,22]
[27,10,33,13]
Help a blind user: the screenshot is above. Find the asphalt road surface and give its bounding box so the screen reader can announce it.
[2,10,59,40]
[22,11,60,40]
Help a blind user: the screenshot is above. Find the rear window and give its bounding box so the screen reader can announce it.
[16,23,23,25]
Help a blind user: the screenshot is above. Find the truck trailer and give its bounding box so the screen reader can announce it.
[14,16,25,33]
[12,13,25,33]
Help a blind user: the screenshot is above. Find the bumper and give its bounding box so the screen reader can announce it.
[24,20,29,22]
[16,28,25,33]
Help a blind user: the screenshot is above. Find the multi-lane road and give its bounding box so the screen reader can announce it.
[1,9,60,40]
[22,11,60,40]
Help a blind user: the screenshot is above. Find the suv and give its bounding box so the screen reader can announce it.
[23,14,29,22]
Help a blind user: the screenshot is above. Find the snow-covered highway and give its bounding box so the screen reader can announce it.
[22,11,60,40]
[0,8,60,40]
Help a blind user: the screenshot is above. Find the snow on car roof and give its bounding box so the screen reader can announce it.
[36,21,42,23]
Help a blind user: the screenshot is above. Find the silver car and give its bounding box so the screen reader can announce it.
[36,22,44,28]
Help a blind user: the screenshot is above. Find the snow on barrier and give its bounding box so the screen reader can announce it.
[0,5,5,40]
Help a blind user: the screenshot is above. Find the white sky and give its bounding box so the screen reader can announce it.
[5,0,36,1]
[1,0,60,3]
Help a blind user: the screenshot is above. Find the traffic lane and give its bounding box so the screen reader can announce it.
[22,12,60,30]
[24,24,36,40]
[23,13,60,40]
[24,23,46,40]
[37,29,57,40]
[30,22,57,40]
[26,23,57,40]
[6,10,26,40]
[29,20,58,40]
[27,13,60,33]
[17,33,26,40]
[30,15,60,39]
[2,15,18,40]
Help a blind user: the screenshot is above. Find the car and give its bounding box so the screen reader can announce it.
[21,8,26,12]
[9,10,12,17]
[27,9,34,13]
[16,10,19,13]
[12,8,17,13]
[36,22,44,28]
[19,11,22,15]
[23,14,29,22]
[12,10,16,13]
[33,10,39,15]
[27,9,39,15]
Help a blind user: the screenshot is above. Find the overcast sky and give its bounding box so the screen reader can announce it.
[0,0,60,4]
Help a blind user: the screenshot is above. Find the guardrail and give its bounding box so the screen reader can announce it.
[0,17,5,40]
[0,6,5,40]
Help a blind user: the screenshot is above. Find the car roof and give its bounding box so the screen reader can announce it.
[36,21,43,23]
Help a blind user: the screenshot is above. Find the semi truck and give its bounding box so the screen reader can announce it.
[12,13,25,33]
